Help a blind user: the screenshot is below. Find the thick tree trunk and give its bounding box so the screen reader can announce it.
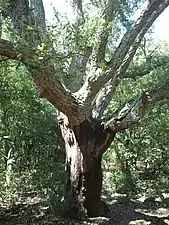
[59,114,115,217]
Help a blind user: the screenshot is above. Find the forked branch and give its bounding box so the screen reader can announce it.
[92,52,169,119]
[76,0,169,105]
[105,76,169,132]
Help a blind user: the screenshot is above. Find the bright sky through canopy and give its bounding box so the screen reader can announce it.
[43,0,169,42]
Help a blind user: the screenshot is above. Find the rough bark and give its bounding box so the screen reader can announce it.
[96,0,116,64]
[0,38,87,124]
[59,113,115,217]
[104,75,169,132]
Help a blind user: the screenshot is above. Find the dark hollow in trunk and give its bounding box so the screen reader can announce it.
[59,115,115,217]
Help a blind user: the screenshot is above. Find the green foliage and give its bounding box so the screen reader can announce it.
[103,44,169,197]
[47,0,144,69]
[0,0,10,9]
[0,61,65,208]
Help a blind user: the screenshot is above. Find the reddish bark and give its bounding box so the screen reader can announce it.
[59,114,115,217]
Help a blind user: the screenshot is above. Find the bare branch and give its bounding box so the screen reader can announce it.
[66,47,92,92]
[76,0,169,105]
[72,0,85,24]
[66,0,92,92]
[96,0,116,64]
[29,0,46,30]
[92,78,120,118]
[1,0,35,42]
[30,67,86,124]
[0,39,34,60]
[1,0,48,44]
[108,0,167,67]
[0,38,86,124]
[104,75,169,132]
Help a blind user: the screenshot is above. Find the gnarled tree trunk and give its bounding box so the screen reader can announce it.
[59,114,115,217]
[1,0,169,219]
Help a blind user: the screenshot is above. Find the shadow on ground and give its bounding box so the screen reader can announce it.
[101,194,169,225]
[1,192,169,225]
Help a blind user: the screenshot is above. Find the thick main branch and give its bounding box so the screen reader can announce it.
[0,39,86,124]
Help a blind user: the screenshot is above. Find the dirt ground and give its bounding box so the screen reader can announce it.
[1,192,169,225]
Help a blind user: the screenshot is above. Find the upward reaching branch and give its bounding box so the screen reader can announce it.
[0,38,86,124]
[76,0,169,107]
[96,0,116,64]
[1,0,46,45]
[72,0,85,24]
[67,47,92,92]
[1,0,35,43]
[29,0,46,31]
[65,0,92,92]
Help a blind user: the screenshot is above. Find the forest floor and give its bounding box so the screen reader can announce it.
[1,190,169,225]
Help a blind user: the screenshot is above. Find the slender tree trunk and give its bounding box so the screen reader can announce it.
[5,148,14,187]
[59,114,115,217]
